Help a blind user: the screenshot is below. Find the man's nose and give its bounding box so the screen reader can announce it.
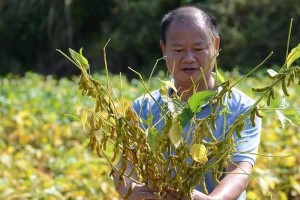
[182,50,196,62]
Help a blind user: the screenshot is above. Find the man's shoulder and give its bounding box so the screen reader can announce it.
[134,89,161,103]
[132,89,162,109]
[230,87,255,104]
[226,87,256,113]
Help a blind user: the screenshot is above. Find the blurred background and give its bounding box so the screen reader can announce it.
[0,0,299,77]
[1,0,300,199]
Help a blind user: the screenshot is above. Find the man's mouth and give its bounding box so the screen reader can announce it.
[181,67,198,72]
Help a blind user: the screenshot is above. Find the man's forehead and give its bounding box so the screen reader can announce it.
[167,15,209,36]
[169,12,207,29]
[165,20,214,44]
[169,18,206,30]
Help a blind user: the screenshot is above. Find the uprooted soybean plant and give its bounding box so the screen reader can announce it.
[57,35,300,199]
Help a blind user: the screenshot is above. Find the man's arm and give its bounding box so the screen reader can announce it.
[190,161,253,200]
[208,161,252,199]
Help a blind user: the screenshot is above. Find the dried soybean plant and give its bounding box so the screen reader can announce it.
[57,38,300,199]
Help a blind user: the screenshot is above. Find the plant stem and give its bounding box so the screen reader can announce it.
[232,52,273,87]
[103,38,111,89]
[147,57,165,87]
[285,18,294,68]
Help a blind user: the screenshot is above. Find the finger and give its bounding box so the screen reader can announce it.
[141,191,163,199]
[129,194,162,200]
[138,185,158,193]
[165,189,179,200]
[127,184,162,200]
[166,193,178,200]
[133,185,157,193]
[128,191,163,200]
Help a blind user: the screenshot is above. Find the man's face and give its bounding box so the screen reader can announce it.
[160,18,220,91]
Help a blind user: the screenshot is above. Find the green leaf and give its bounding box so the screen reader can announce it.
[287,43,300,67]
[147,127,160,151]
[180,107,193,128]
[69,48,89,70]
[189,143,208,164]
[79,48,90,69]
[169,121,183,148]
[69,48,80,65]
[187,90,216,113]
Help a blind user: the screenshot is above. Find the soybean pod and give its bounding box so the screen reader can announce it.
[282,77,289,96]
[204,121,217,142]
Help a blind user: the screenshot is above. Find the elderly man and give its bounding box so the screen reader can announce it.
[114,5,261,200]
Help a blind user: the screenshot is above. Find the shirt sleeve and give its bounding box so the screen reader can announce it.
[229,89,262,165]
[231,115,261,165]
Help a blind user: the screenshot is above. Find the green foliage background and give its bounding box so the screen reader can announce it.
[1,72,299,199]
[0,0,299,76]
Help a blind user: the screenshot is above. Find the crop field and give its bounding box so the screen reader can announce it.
[0,72,299,199]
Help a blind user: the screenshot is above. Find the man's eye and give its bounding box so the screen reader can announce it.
[174,49,183,52]
[195,48,205,51]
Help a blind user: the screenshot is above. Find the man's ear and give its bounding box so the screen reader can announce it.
[214,36,220,54]
[160,40,166,56]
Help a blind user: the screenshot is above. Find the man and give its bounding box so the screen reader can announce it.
[114,5,261,200]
